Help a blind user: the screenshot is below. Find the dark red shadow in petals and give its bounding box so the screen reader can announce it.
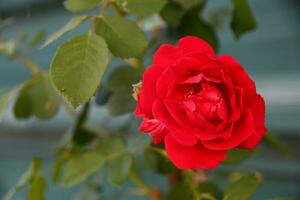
[202,108,255,150]
[152,99,198,146]
[153,44,180,66]
[178,36,215,56]
[239,95,267,148]
[165,134,227,169]
[217,55,257,106]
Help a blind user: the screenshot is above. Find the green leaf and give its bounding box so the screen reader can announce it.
[198,181,222,200]
[50,34,109,108]
[123,0,167,17]
[230,0,256,39]
[14,73,60,119]
[106,66,142,116]
[223,174,260,200]
[95,15,148,58]
[143,146,178,174]
[263,133,292,156]
[0,89,15,122]
[107,66,143,91]
[42,16,90,48]
[29,31,46,48]
[61,150,105,187]
[160,2,185,28]
[27,172,46,200]
[223,148,254,165]
[166,182,194,200]
[98,136,126,155]
[173,0,204,10]
[179,7,219,51]
[107,86,136,116]
[64,0,101,12]
[107,154,132,185]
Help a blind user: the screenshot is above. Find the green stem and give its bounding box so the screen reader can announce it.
[184,170,200,200]
[10,51,41,74]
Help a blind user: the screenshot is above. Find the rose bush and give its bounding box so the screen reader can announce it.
[134,36,267,169]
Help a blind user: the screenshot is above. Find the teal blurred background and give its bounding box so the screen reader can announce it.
[0,0,299,199]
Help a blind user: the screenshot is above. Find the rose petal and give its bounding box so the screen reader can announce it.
[153,44,180,66]
[165,134,227,169]
[217,55,257,106]
[239,95,267,148]
[136,65,164,117]
[152,99,198,146]
[202,108,254,150]
[178,36,215,56]
[140,118,168,144]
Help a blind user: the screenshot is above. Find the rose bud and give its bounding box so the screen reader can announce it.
[134,36,267,169]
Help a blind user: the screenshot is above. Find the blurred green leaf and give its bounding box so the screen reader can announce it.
[29,31,46,48]
[263,133,292,156]
[3,158,43,200]
[106,66,142,116]
[143,145,178,174]
[14,72,60,119]
[27,172,46,200]
[61,150,105,187]
[64,0,101,12]
[173,0,204,10]
[230,0,256,39]
[0,89,15,122]
[107,66,143,91]
[179,6,219,51]
[223,148,254,165]
[50,34,109,108]
[223,174,260,200]
[198,181,222,200]
[98,136,126,155]
[122,0,167,17]
[160,2,185,28]
[42,16,90,48]
[0,40,16,55]
[166,182,194,200]
[106,86,136,116]
[95,15,148,58]
[108,154,133,185]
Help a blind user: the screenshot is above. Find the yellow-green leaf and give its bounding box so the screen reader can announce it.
[14,72,60,119]
[95,15,148,58]
[27,172,46,200]
[64,0,101,12]
[50,34,109,108]
[223,174,260,200]
[42,15,90,48]
[122,0,167,17]
[61,151,105,187]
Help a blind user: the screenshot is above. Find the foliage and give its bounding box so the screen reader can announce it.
[0,0,295,200]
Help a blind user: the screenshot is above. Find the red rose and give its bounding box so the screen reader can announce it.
[134,36,267,169]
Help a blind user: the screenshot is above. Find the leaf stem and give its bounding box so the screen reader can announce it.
[9,52,41,74]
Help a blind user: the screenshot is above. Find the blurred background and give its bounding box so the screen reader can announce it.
[0,0,299,199]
